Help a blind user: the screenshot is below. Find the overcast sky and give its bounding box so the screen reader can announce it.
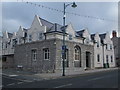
[1,2,118,36]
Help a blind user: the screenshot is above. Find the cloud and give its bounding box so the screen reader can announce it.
[2,18,23,32]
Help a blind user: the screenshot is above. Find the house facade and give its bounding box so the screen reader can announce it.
[111,31,120,67]
[1,15,116,74]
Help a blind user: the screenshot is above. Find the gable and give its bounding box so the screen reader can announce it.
[66,23,75,37]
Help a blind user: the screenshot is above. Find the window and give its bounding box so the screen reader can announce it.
[5,43,7,49]
[12,39,17,48]
[106,55,109,63]
[43,48,50,60]
[97,54,100,62]
[74,46,81,67]
[38,33,43,40]
[111,55,113,62]
[86,38,89,44]
[110,44,112,50]
[2,57,7,62]
[29,35,32,42]
[97,42,99,47]
[31,49,37,61]
[106,44,108,50]
[69,34,72,40]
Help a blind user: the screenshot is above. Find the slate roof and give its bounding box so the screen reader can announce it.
[8,33,13,38]
[39,17,54,29]
[76,30,85,38]
[91,34,95,41]
[99,33,106,44]
[39,17,66,33]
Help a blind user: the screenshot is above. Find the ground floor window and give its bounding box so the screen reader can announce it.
[43,48,50,60]
[111,55,113,62]
[97,54,100,62]
[31,49,37,61]
[74,46,81,67]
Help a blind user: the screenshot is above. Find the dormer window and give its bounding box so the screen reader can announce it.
[106,44,108,50]
[110,44,112,50]
[29,35,32,42]
[97,42,99,47]
[38,33,43,40]
[69,34,72,40]
[86,38,89,44]
[12,39,17,48]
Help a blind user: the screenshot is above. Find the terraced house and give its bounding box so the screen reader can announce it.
[1,15,115,75]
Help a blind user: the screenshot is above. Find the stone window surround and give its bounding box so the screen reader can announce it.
[43,48,50,60]
[31,49,37,61]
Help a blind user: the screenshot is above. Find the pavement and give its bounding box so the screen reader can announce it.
[2,67,118,81]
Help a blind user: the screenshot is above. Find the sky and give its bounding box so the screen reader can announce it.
[1,1,118,37]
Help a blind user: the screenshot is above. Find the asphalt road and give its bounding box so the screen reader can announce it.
[2,69,119,89]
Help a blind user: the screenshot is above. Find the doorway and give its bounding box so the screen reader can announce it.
[86,51,91,68]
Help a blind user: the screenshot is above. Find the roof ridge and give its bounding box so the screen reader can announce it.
[39,17,54,25]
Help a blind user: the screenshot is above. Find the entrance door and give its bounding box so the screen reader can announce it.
[86,52,91,68]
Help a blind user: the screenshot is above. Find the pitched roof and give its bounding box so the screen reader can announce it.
[99,33,106,44]
[8,32,13,38]
[76,30,85,38]
[39,17,54,29]
[91,34,95,41]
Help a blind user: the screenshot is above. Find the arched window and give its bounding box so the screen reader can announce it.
[74,46,81,67]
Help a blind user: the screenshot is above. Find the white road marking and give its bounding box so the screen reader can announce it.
[7,83,15,86]
[2,75,32,83]
[54,83,72,88]
[88,75,112,81]
[17,82,24,84]
[9,75,18,77]
[0,85,3,87]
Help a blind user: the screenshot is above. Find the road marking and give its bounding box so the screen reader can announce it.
[0,85,3,88]
[9,75,18,77]
[88,77,105,81]
[54,83,72,88]
[7,83,15,86]
[2,75,32,83]
[17,82,24,84]
[88,75,112,81]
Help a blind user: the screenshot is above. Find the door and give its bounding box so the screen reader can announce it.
[86,52,91,68]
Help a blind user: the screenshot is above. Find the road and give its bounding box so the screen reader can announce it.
[2,69,119,89]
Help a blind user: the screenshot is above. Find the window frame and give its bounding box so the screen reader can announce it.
[31,49,37,61]
[43,48,50,60]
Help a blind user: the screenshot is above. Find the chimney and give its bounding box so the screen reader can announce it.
[112,30,117,37]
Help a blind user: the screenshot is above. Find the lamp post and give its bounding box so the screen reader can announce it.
[62,2,77,76]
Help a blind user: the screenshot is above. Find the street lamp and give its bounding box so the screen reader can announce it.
[62,2,77,76]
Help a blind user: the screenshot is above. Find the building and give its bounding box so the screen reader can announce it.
[1,15,116,74]
[91,32,115,68]
[111,31,120,67]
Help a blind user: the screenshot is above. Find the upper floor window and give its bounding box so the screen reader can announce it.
[29,35,32,42]
[38,33,43,40]
[106,44,108,50]
[97,42,99,47]
[31,49,37,61]
[69,34,72,40]
[106,55,109,63]
[97,54,100,62]
[85,38,89,44]
[5,43,7,49]
[43,48,50,60]
[110,44,112,50]
[12,39,17,48]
